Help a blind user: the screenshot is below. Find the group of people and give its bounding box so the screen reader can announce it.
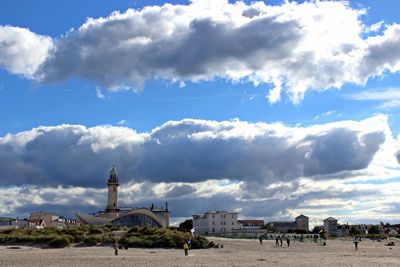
[258,235,290,247]
[275,236,290,247]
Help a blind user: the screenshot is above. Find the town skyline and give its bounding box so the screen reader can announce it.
[1,0,400,227]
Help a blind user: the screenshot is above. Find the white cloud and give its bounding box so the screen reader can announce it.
[95,87,105,99]
[1,1,400,103]
[314,110,336,120]
[346,88,400,109]
[0,26,53,78]
[117,119,129,126]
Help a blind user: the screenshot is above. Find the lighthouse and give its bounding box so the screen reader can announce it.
[106,166,119,214]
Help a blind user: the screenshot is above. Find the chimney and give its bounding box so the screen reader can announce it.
[165,202,168,212]
[151,203,154,211]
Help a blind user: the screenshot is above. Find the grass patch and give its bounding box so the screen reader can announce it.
[0,225,209,249]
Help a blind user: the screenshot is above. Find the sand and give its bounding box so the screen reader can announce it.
[1,238,399,267]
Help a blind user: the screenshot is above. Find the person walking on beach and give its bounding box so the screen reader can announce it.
[275,236,279,247]
[259,235,263,245]
[286,236,290,247]
[353,238,359,251]
[279,236,283,247]
[114,240,119,256]
[183,241,189,256]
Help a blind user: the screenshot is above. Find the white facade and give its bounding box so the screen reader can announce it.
[193,211,239,234]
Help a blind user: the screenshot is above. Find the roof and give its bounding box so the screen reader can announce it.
[205,211,238,214]
[271,221,296,224]
[241,220,264,224]
[296,214,308,219]
[30,211,60,216]
[324,217,337,221]
[111,208,166,227]
[75,212,113,225]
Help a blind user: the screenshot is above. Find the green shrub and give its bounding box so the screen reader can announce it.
[84,236,102,246]
[48,237,70,248]
[62,226,86,237]
[123,227,209,249]
[127,236,153,247]
[191,236,209,249]
[73,235,85,243]
[103,236,116,244]
[88,227,103,235]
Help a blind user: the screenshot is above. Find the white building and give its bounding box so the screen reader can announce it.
[193,211,239,235]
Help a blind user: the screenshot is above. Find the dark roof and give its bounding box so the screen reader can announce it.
[75,212,113,225]
[241,220,264,224]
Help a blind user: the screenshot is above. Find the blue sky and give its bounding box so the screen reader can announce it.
[0,0,400,136]
[1,0,400,225]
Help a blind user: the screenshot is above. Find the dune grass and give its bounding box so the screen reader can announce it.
[0,225,209,249]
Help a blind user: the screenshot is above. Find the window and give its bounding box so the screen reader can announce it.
[232,222,234,225]
[212,221,215,225]
[212,215,214,218]
[232,215,234,219]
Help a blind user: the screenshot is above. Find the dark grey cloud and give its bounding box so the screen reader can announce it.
[163,185,196,198]
[359,25,400,81]
[0,117,386,189]
[37,14,300,88]
[303,130,385,177]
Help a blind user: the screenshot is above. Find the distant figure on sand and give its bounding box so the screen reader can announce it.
[183,241,189,256]
[286,237,290,247]
[259,236,263,245]
[275,236,279,247]
[114,240,119,256]
[279,236,283,247]
[353,239,359,251]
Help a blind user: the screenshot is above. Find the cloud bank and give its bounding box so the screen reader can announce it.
[1,115,400,221]
[0,116,387,188]
[1,0,400,103]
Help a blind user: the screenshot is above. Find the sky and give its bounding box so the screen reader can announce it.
[1,0,400,227]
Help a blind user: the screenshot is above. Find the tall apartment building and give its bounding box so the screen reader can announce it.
[270,214,309,233]
[323,217,338,235]
[193,211,239,234]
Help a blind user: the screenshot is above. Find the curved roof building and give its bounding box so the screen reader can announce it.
[76,167,169,228]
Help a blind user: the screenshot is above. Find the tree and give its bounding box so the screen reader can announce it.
[178,219,193,233]
[349,226,359,236]
[368,225,380,235]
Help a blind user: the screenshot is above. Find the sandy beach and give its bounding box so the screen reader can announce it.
[1,238,399,267]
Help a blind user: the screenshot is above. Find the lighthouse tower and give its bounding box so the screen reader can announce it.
[106,166,119,214]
